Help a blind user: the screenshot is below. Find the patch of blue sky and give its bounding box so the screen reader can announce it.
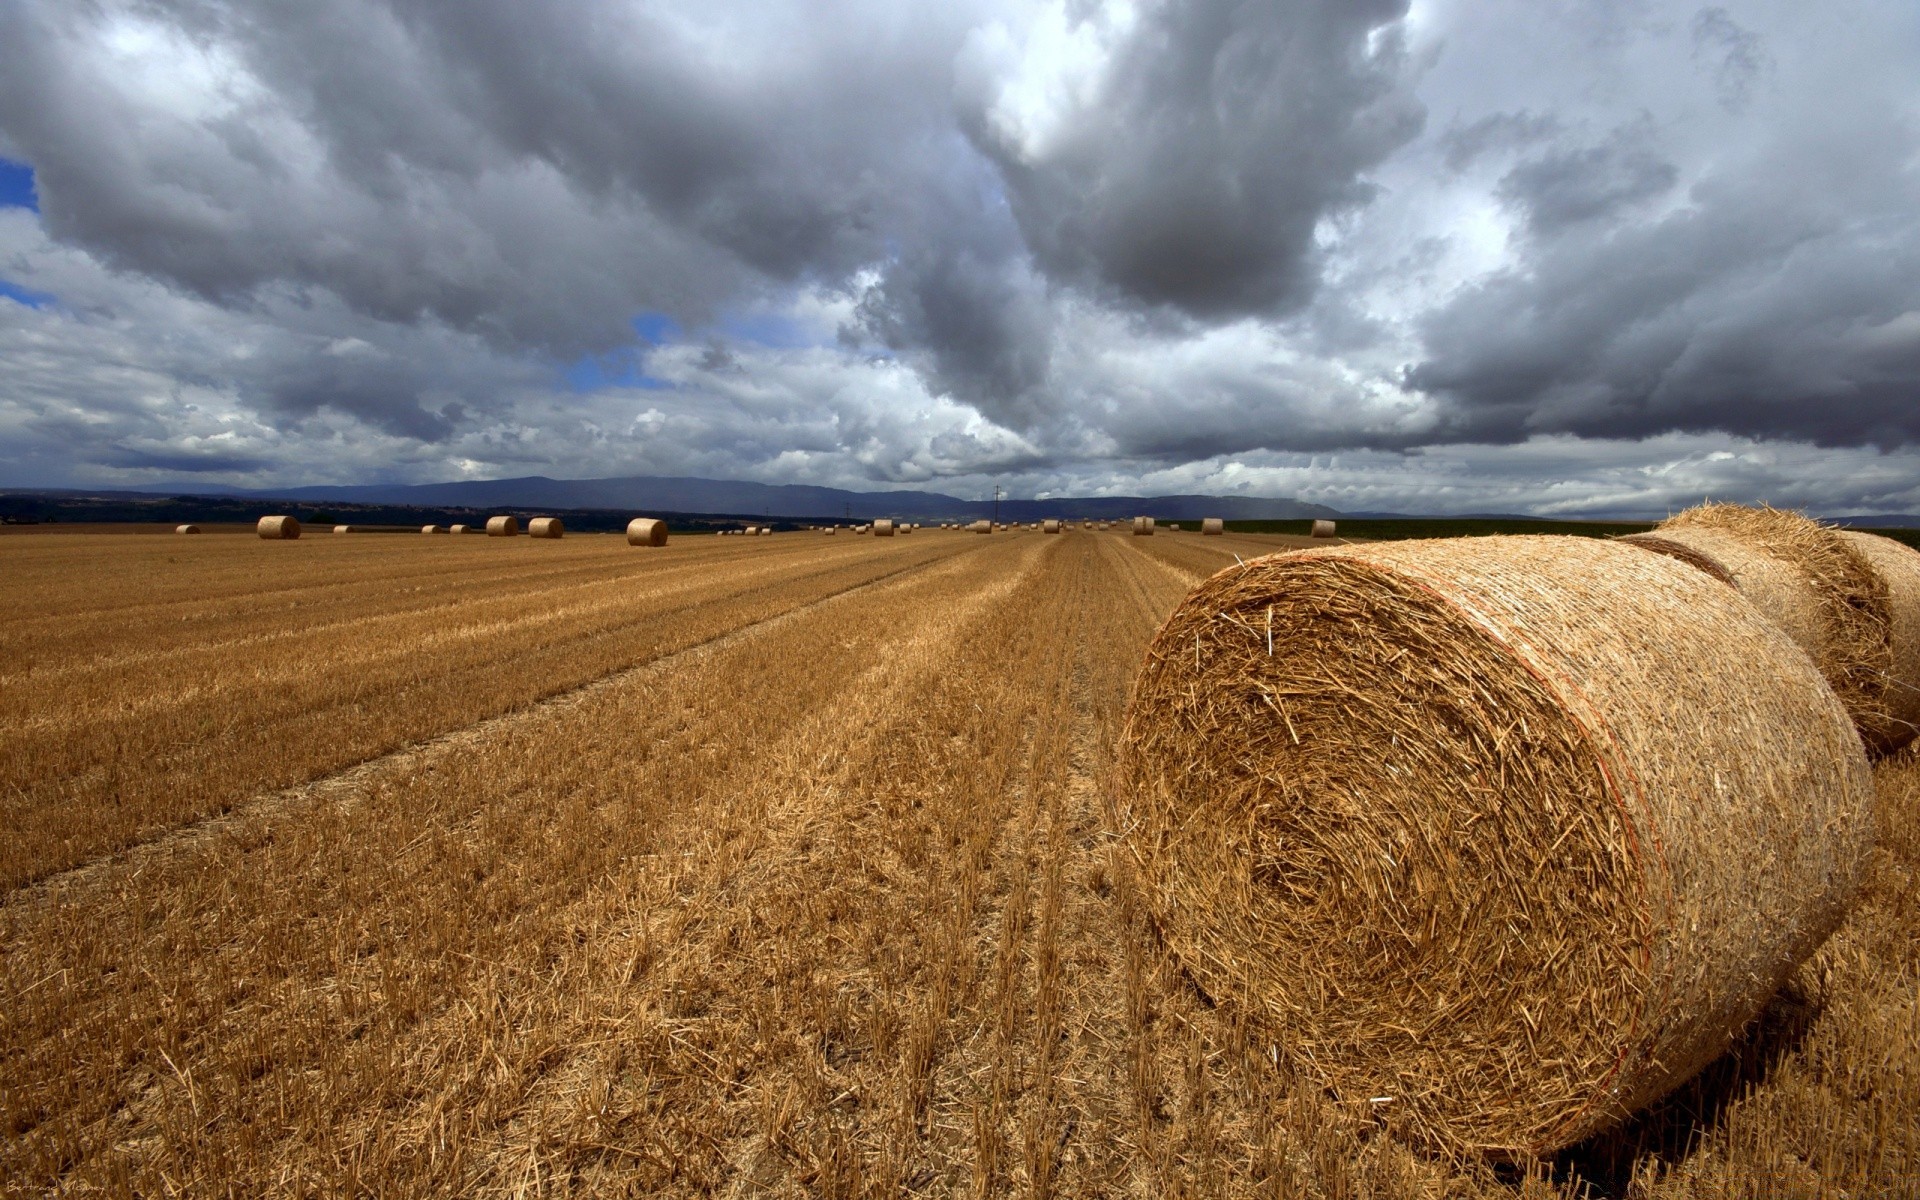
[0,279,53,308]
[632,312,678,344]
[564,349,674,393]
[0,160,38,210]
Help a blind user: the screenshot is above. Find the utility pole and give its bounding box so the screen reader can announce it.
[993,484,1001,527]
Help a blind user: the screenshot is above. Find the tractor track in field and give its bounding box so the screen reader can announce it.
[6,541,994,908]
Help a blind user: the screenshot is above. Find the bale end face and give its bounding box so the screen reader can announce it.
[1118,535,1870,1158]
[486,516,520,537]
[257,515,300,540]
[625,517,668,546]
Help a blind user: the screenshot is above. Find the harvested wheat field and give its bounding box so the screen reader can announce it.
[3,529,1916,1197]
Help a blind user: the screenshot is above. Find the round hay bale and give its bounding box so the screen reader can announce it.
[486,515,520,537]
[625,517,668,547]
[901,523,915,534]
[421,524,442,534]
[449,523,470,534]
[175,524,202,535]
[257,515,300,540]
[529,517,564,539]
[823,526,837,535]
[1201,517,1224,536]
[1840,530,1920,754]
[1638,504,1892,745]
[1119,535,1872,1158]
[874,518,896,537]
[970,520,992,533]
[1131,516,1155,536]
[332,524,352,534]
[1310,518,1337,538]
[1043,518,1062,533]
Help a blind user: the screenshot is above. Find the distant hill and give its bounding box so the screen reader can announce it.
[66,474,1343,522]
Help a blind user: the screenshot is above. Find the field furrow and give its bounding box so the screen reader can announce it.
[0,535,971,888]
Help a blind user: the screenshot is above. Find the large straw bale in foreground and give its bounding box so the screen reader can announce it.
[625,518,668,546]
[1625,503,1891,747]
[1119,535,1871,1158]
[257,515,300,539]
[1839,530,1920,753]
[529,517,563,539]
[486,515,520,537]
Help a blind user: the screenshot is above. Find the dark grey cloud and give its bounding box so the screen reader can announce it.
[965,0,1424,319]
[1496,122,1677,234]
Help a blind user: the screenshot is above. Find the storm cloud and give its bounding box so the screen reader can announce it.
[1,0,1917,515]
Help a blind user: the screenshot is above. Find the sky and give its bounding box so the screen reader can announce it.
[1,0,1917,516]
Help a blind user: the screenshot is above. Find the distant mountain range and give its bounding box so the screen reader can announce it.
[5,474,1918,527]
[63,473,1344,522]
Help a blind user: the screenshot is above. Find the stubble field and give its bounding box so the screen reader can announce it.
[2,527,1915,1197]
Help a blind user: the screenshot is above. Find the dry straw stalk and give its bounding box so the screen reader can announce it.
[1118,535,1872,1158]
[1627,503,1893,748]
[624,517,668,546]
[256,515,300,540]
[1839,530,1920,753]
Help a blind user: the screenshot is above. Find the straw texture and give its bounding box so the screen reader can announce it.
[625,518,668,547]
[1646,503,1892,741]
[175,524,202,535]
[1310,519,1337,538]
[256,516,300,540]
[529,517,564,539]
[1839,530,1920,754]
[1118,535,1872,1158]
[486,516,520,537]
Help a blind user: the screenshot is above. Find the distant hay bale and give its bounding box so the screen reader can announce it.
[1310,519,1337,538]
[175,524,202,535]
[1043,518,1061,533]
[449,523,470,534]
[1132,516,1155,536]
[1840,530,1920,754]
[256,515,300,540]
[421,525,445,534]
[529,517,564,539]
[900,523,915,534]
[874,518,896,537]
[1201,517,1224,536]
[486,516,520,537]
[1119,535,1872,1158]
[1625,503,1892,747]
[823,526,837,535]
[745,526,760,535]
[625,517,668,547]
[970,519,992,533]
[1168,522,1182,531]
[332,525,352,534]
